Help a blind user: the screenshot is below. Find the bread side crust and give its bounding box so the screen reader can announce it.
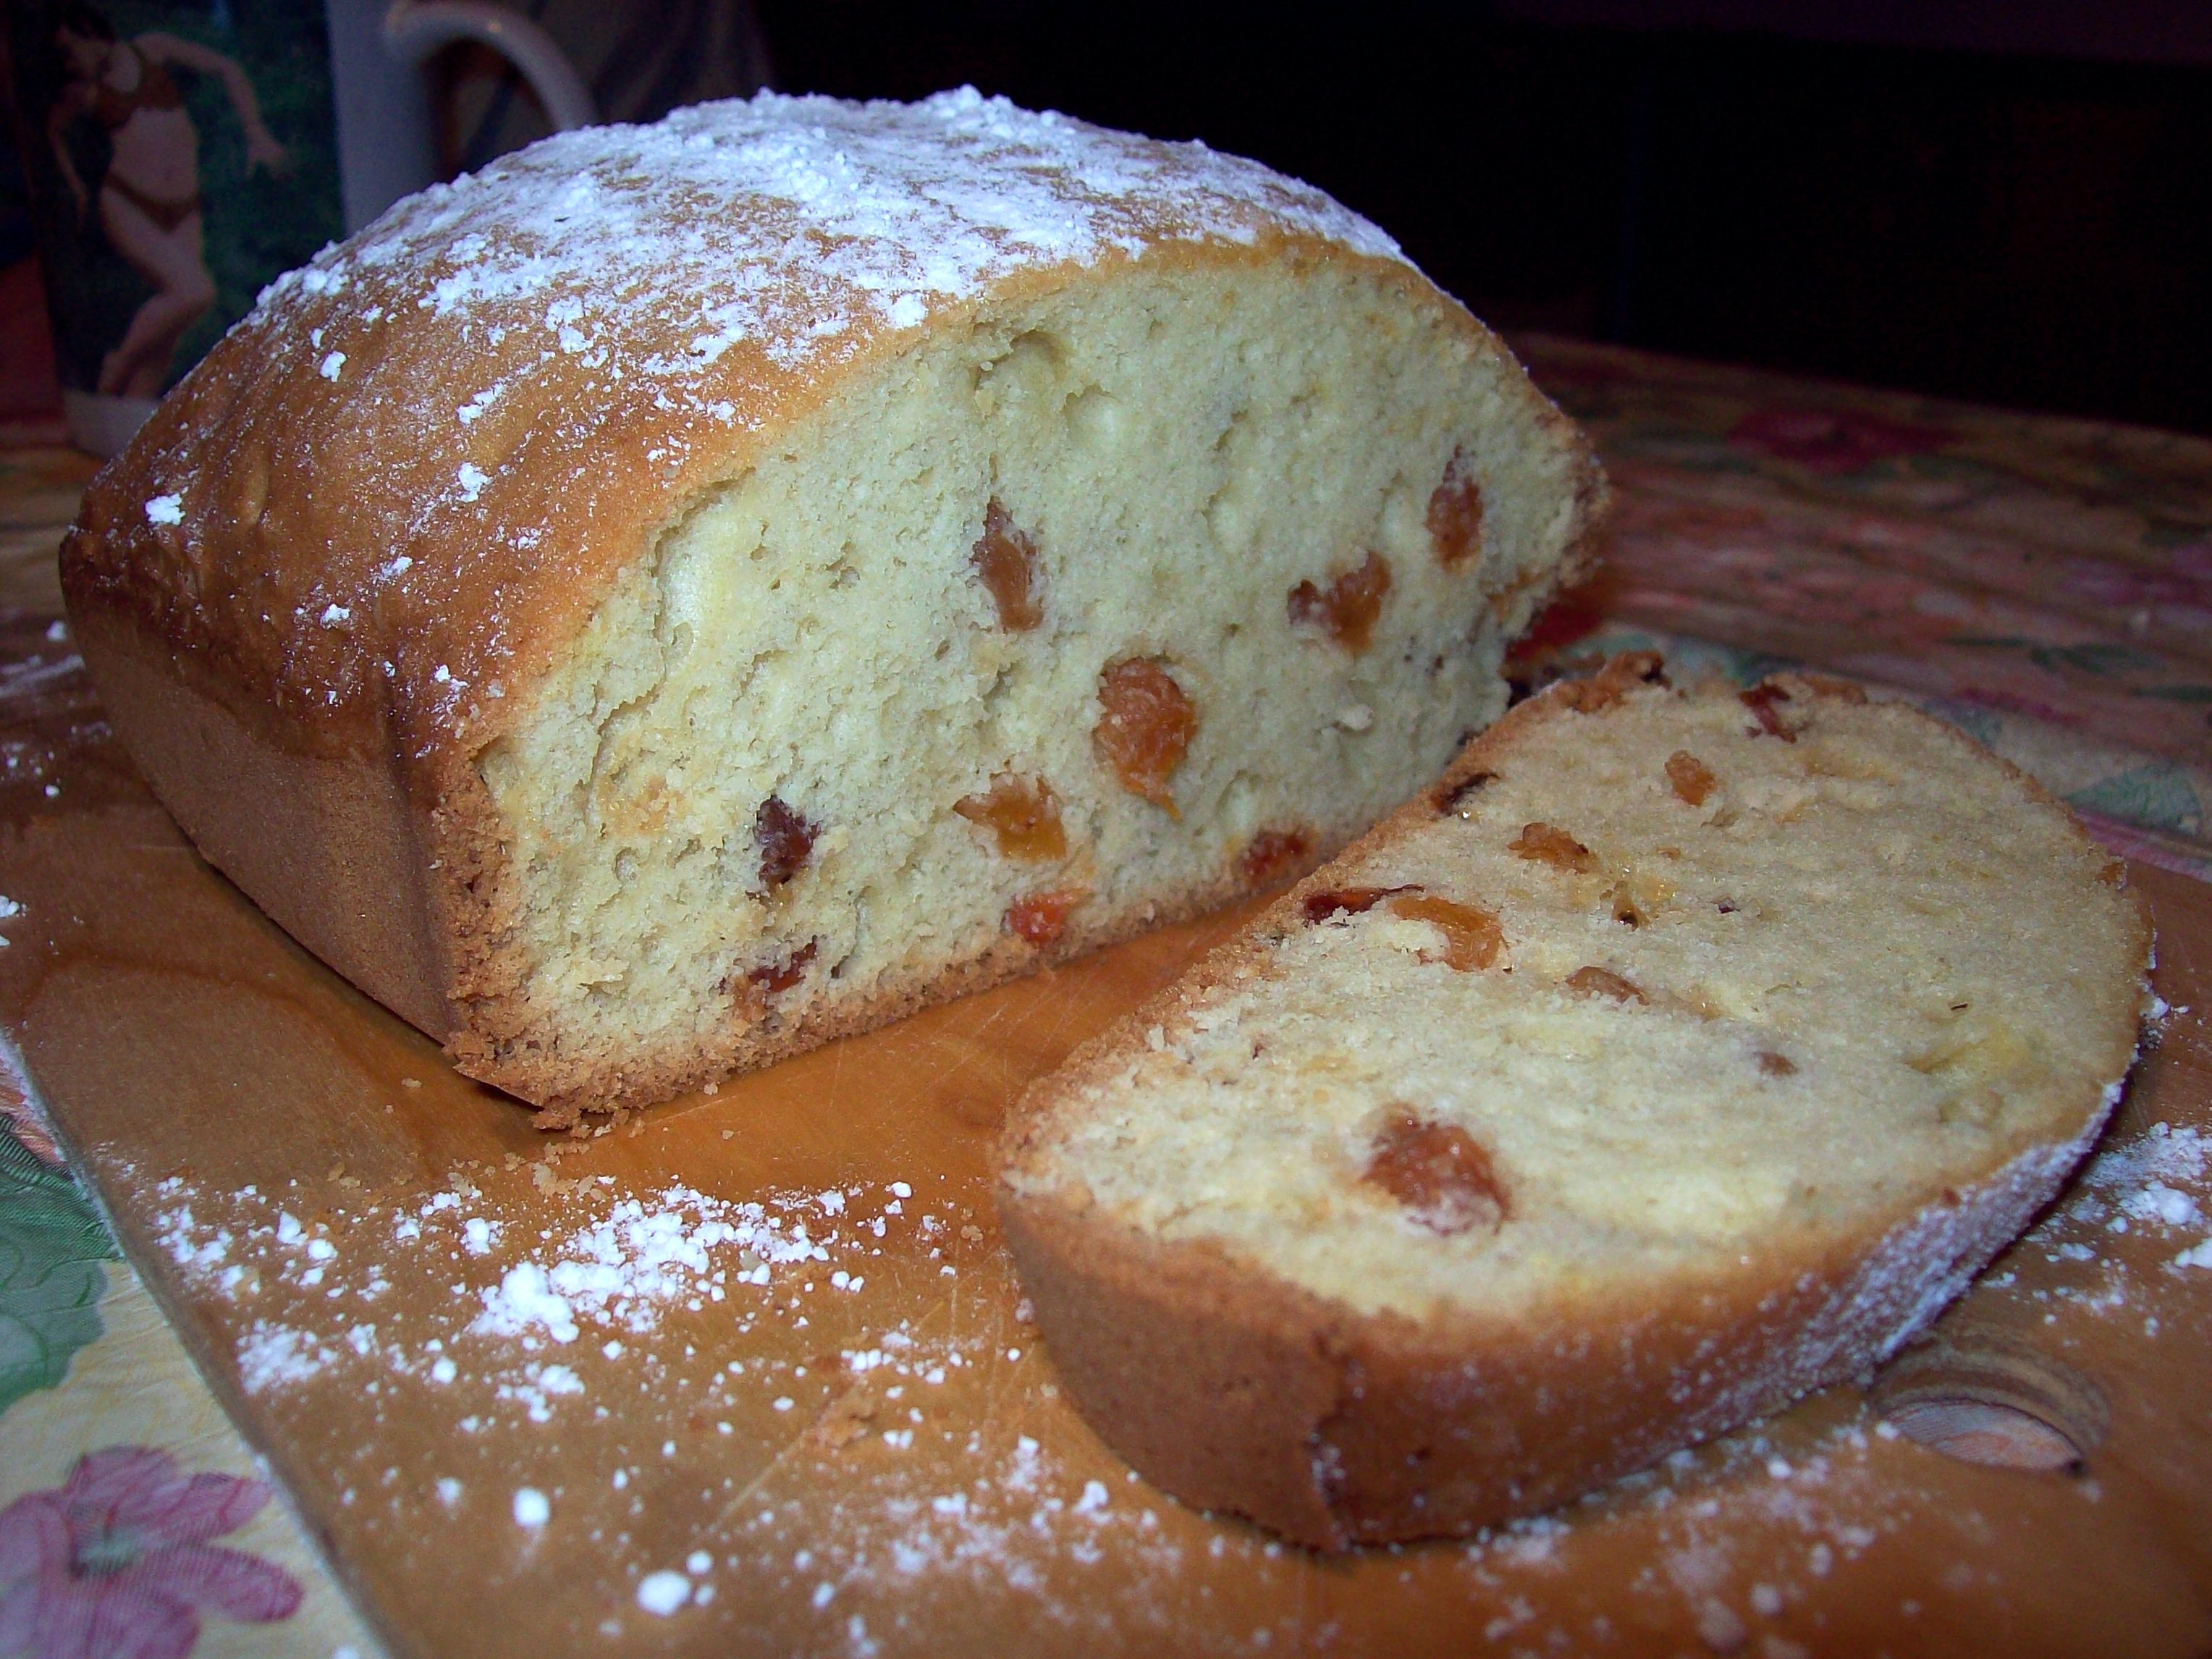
[70,604,457,1037]
[999,1110,2113,1550]
[995,666,2153,1548]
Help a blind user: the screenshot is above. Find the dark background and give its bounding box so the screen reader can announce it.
[738,0,2212,434]
[9,1,2210,437]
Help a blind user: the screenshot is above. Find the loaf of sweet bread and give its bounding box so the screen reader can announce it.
[997,657,2153,1548]
[60,90,1605,1116]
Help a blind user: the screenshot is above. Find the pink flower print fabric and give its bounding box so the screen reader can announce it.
[0,1447,301,1659]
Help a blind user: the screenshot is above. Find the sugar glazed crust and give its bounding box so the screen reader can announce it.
[996,662,2154,1548]
[58,90,1605,1115]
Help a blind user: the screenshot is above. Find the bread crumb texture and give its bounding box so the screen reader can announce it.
[1006,673,2151,1325]
[478,255,1585,1090]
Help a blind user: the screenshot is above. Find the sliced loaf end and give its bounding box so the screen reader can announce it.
[999,658,2154,1547]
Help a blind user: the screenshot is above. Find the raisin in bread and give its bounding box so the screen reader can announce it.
[60,89,1605,1118]
[997,656,2154,1548]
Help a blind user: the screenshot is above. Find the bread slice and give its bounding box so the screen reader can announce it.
[997,655,2153,1548]
[60,90,1604,1118]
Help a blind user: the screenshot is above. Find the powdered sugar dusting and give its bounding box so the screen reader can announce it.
[148,1170,866,1411]
[469,1183,826,1345]
[135,1156,1232,1637]
[728,1426,1191,1639]
[1449,1400,1949,1654]
[237,1321,343,1392]
[2078,1119,2208,1204]
[271,88,1399,385]
[247,85,1401,552]
[2016,1118,2212,1294]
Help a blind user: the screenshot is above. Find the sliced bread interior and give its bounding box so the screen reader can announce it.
[997,655,2154,1548]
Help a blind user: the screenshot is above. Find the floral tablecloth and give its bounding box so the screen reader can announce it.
[1513,334,2212,881]
[1,335,2208,1658]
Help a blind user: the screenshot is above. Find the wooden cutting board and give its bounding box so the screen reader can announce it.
[4,628,2208,1659]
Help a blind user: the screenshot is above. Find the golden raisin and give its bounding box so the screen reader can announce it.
[1005,888,1086,947]
[1557,651,1668,713]
[1565,966,1647,1003]
[1094,658,1196,814]
[1386,893,1503,971]
[1666,750,1718,806]
[1238,828,1312,888]
[755,795,817,892]
[971,498,1043,630]
[1287,549,1392,654]
[1510,822,1597,873]
[1304,885,1411,924]
[1426,447,1485,570]
[748,938,817,996]
[1741,681,1798,741]
[954,773,1067,861]
[1362,1109,1509,1233]
[1757,1050,1799,1076]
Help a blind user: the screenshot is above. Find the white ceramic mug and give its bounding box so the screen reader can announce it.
[14,0,594,457]
[327,0,594,233]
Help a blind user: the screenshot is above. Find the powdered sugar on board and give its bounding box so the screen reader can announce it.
[1996,1118,2212,1318]
[134,1157,1236,1638]
[148,1168,944,1423]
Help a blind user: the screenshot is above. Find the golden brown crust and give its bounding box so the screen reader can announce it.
[59,99,1466,776]
[1511,366,1612,605]
[996,658,2153,1548]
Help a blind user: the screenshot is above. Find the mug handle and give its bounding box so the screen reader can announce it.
[381,1,597,132]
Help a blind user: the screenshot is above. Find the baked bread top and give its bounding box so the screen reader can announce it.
[1003,662,2153,1327]
[61,89,1432,773]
